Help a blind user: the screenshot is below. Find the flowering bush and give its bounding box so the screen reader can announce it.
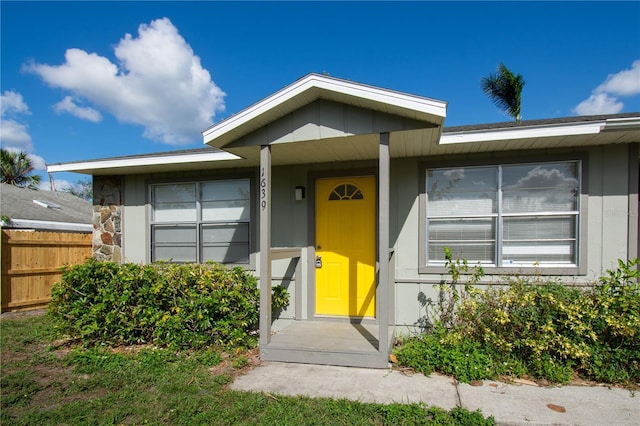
[396,255,639,385]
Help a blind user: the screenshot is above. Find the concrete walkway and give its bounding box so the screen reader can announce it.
[231,362,639,425]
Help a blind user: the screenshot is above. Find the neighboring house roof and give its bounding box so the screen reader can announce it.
[0,183,93,232]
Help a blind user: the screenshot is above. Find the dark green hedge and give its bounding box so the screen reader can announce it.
[48,259,288,349]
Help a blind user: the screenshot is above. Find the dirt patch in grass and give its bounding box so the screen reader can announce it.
[208,347,261,379]
[2,343,100,420]
[27,363,110,412]
[0,308,47,320]
[29,362,74,389]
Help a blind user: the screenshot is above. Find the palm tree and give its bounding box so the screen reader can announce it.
[1,149,41,189]
[481,63,525,122]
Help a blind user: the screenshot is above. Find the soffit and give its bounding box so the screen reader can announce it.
[46,148,251,176]
[220,123,640,166]
[434,118,640,156]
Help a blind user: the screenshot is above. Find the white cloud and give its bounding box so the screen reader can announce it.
[443,169,464,180]
[595,60,640,97]
[573,60,640,115]
[54,96,102,122]
[0,92,48,173]
[41,177,72,192]
[0,119,33,150]
[573,93,624,115]
[1,90,31,116]
[37,180,53,191]
[25,17,225,145]
[27,153,47,170]
[510,166,578,189]
[0,90,33,151]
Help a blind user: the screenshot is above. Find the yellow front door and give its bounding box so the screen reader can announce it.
[315,176,376,317]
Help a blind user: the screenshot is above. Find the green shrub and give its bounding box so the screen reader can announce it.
[395,254,640,385]
[377,403,495,425]
[454,279,594,376]
[586,258,640,382]
[395,333,441,377]
[271,285,290,318]
[396,326,493,382]
[48,259,289,349]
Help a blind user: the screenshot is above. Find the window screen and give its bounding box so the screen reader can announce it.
[150,179,250,264]
[426,161,580,267]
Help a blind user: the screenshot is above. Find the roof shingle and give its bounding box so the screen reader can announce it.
[0,183,92,225]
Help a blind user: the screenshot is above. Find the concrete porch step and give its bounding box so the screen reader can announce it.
[261,320,391,369]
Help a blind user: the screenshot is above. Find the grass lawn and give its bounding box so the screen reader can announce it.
[1,314,494,425]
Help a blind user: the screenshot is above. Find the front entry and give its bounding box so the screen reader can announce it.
[315,176,376,317]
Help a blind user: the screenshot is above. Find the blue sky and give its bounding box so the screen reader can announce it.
[1,1,639,190]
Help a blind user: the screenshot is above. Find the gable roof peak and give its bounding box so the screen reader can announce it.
[203,73,447,149]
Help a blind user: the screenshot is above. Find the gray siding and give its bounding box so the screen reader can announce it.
[117,145,636,327]
[122,174,148,264]
[227,99,431,149]
[591,144,630,267]
[391,145,636,331]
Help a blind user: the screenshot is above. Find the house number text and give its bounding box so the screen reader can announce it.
[260,167,267,211]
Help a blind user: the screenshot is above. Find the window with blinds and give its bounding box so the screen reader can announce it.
[150,179,250,264]
[426,161,580,267]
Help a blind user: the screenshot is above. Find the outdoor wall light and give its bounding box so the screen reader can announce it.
[295,186,305,201]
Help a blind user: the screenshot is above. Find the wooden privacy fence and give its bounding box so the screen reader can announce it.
[1,229,92,312]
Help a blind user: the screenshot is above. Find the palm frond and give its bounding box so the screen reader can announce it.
[1,148,41,188]
[481,63,525,122]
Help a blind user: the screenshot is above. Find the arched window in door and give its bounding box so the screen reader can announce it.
[328,183,364,200]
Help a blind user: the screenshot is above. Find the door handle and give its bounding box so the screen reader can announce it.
[315,256,322,268]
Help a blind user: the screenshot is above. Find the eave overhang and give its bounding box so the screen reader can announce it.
[47,149,244,176]
[434,115,640,155]
[441,121,605,144]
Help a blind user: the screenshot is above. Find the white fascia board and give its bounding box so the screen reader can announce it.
[47,150,240,173]
[202,74,447,145]
[311,76,448,118]
[440,122,605,145]
[4,219,92,232]
[603,116,640,131]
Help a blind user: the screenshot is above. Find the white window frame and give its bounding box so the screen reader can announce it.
[149,178,252,265]
[419,156,587,275]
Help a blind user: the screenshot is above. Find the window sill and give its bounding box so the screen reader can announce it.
[418,265,586,276]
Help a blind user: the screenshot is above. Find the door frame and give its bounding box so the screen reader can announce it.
[307,167,378,323]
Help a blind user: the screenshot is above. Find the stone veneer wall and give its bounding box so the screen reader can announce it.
[93,176,123,263]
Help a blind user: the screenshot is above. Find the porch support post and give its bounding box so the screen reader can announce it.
[628,143,639,259]
[259,145,272,348]
[378,132,390,357]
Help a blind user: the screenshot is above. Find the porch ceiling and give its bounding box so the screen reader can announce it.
[223,127,443,166]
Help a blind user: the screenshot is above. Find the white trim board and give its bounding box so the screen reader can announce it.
[47,150,240,173]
